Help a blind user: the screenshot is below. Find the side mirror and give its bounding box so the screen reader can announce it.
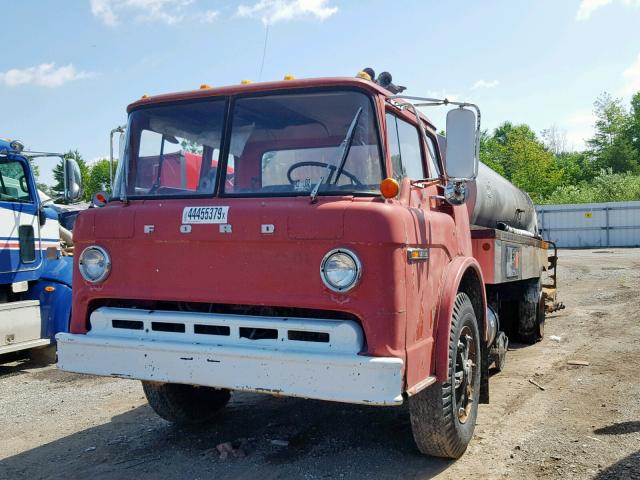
[445,107,478,180]
[64,158,83,202]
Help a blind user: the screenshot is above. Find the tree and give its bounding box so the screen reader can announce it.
[480,122,563,202]
[587,92,639,173]
[52,150,90,201]
[627,91,640,154]
[85,158,117,200]
[541,124,569,156]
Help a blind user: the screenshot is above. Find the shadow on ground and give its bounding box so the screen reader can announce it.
[0,353,52,378]
[593,421,640,436]
[0,392,453,480]
[595,450,640,479]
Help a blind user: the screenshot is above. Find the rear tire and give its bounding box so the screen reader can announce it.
[142,381,230,425]
[408,292,481,458]
[518,279,544,344]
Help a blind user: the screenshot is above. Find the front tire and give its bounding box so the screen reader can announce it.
[409,292,481,458]
[142,381,230,425]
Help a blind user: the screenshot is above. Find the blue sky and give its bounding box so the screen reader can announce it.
[1,0,640,185]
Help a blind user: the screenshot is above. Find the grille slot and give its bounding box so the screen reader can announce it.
[152,322,185,333]
[288,330,329,343]
[112,320,143,330]
[240,327,278,340]
[194,324,230,336]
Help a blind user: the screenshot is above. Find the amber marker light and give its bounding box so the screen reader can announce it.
[44,286,56,293]
[380,178,400,199]
[283,74,296,80]
[241,79,252,85]
[200,84,212,89]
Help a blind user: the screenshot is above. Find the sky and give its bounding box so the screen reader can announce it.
[1,0,640,185]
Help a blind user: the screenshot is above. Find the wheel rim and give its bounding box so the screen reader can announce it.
[454,325,477,424]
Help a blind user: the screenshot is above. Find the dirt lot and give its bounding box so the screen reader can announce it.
[1,248,639,480]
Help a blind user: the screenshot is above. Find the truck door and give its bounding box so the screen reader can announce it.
[0,159,43,277]
[385,112,453,386]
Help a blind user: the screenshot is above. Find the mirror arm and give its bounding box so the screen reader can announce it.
[389,95,481,181]
[109,126,125,189]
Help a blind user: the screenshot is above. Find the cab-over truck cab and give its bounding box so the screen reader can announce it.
[57,75,518,458]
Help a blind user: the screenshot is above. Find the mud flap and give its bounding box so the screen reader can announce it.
[479,341,490,403]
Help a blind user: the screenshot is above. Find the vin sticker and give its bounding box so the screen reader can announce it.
[182,206,229,224]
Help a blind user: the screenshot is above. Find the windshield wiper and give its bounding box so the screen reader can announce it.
[310,107,363,204]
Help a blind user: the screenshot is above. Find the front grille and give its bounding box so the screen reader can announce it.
[88,306,365,354]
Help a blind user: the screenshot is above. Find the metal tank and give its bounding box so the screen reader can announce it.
[466,162,539,236]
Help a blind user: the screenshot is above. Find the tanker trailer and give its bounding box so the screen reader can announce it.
[467,162,539,237]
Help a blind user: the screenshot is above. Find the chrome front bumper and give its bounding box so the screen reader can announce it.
[56,307,404,405]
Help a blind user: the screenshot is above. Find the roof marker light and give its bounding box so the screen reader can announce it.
[283,74,295,80]
[241,79,252,85]
[200,84,212,89]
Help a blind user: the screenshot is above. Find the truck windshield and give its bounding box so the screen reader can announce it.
[224,91,382,196]
[113,90,383,199]
[113,99,227,199]
[0,159,32,203]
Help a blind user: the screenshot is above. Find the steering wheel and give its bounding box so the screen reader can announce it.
[286,161,362,186]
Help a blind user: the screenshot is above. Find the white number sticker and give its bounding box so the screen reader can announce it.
[182,206,229,224]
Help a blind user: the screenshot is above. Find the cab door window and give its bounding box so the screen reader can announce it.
[424,133,441,178]
[386,113,426,180]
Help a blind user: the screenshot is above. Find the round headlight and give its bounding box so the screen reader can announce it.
[320,248,361,292]
[79,246,111,283]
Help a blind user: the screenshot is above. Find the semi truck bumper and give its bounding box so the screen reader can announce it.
[56,307,404,406]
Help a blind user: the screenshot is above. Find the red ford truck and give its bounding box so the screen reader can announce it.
[57,71,561,458]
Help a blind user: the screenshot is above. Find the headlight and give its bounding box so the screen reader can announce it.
[320,248,361,292]
[79,246,111,283]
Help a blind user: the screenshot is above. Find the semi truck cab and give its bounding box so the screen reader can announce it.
[0,139,82,359]
[57,73,557,458]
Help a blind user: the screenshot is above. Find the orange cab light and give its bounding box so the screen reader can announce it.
[141,94,150,99]
[283,74,296,80]
[44,286,56,293]
[356,70,372,81]
[200,84,212,89]
[380,178,400,199]
[241,79,252,85]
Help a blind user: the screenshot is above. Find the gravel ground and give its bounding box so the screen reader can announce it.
[0,248,639,480]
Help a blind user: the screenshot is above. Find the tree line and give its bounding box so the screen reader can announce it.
[480,91,640,204]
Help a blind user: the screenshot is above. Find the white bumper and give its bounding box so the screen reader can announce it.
[56,307,404,406]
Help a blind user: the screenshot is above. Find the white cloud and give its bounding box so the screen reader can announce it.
[471,79,499,90]
[90,0,194,26]
[91,0,118,25]
[200,9,219,23]
[237,0,338,25]
[576,0,640,20]
[622,53,640,95]
[0,63,93,88]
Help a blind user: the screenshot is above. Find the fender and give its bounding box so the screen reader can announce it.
[432,255,487,382]
[23,256,74,341]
